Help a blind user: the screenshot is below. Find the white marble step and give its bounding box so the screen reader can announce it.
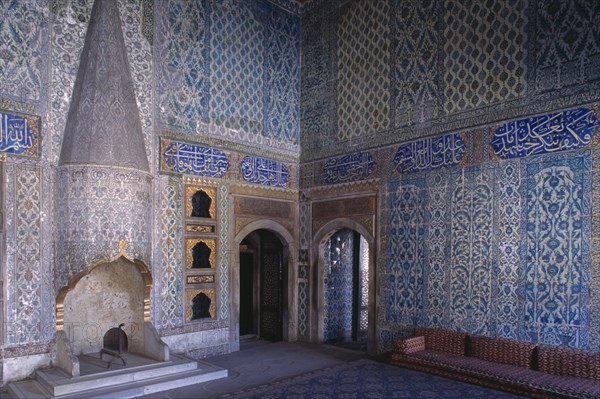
[7,355,227,399]
[38,354,199,396]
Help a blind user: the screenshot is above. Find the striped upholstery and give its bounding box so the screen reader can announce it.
[393,336,425,354]
[538,345,600,381]
[389,328,600,398]
[415,327,467,356]
[469,335,535,369]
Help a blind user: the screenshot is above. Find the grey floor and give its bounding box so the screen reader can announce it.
[140,338,369,399]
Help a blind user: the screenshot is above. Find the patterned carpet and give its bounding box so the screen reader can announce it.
[218,358,526,398]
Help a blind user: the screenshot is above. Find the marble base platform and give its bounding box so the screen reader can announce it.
[6,352,227,399]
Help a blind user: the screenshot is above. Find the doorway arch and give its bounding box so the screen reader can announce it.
[231,220,297,351]
[311,218,376,355]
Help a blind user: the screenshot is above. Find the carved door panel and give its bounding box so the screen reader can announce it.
[260,249,282,341]
[239,252,255,336]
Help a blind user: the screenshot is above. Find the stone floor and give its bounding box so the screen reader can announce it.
[140,338,369,399]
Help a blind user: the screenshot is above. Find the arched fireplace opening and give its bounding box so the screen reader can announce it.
[56,255,152,356]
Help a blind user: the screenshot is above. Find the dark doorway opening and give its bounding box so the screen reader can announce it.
[239,229,285,342]
[239,250,254,336]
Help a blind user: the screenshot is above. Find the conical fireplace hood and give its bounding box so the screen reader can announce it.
[59,0,149,171]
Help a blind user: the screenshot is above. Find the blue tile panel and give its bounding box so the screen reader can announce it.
[492,108,598,159]
[448,166,495,335]
[160,137,230,178]
[239,155,289,188]
[156,0,300,149]
[0,111,39,156]
[156,0,211,132]
[521,150,591,348]
[0,1,49,106]
[394,133,465,173]
[323,152,376,185]
[386,176,427,325]
[384,149,592,350]
[209,1,265,135]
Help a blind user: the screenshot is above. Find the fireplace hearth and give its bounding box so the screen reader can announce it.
[100,323,128,368]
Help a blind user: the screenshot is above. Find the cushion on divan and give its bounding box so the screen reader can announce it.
[469,335,535,369]
[537,373,600,399]
[414,327,468,356]
[537,345,600,381]
[393,335,425,354]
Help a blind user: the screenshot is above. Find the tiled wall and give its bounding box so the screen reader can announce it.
[300,0,600,353]
[2,0,599,359]
[156,0,300,155]
[383,147,592,349]
[305,107,600,352]
[300,0,600,162]
[0,0,301,353]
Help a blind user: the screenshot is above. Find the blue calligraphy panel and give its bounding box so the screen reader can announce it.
[492,108,598,159]
[160,138,230,178]
[394,133,465,173]
[0,111,39,156]
[323,151,376,184]
[240,156,289,188]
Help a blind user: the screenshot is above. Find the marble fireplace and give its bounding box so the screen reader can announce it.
[52,0,158,370]
[55,246,151,356]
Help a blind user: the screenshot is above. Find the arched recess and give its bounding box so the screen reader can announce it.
[311,218,376,355]
[231,220,297,351]
[56,253,152,355]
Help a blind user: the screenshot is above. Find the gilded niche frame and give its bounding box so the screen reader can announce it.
[185,185,217,220]
[185,238,216,270]
[186,288,216,321]
[182,180,219,324]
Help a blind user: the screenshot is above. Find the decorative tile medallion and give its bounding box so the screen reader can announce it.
[160,137,230,178]
[323,152,376,185]
[240,156,289,188]
[394,133,465,173]
[492,108,598,159]
[0,111,40,157]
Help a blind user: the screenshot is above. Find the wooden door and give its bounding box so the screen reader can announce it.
[259,248,282,341]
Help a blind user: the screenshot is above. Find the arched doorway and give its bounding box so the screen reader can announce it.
[323,229,369,350]
[239,229,285,341]
[311,218,376,355]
